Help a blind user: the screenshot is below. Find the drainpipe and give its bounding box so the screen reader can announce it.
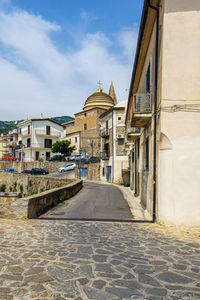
[112,109,114,183]
[147,0,159,223]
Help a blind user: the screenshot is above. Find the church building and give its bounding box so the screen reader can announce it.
[63,83,117,157]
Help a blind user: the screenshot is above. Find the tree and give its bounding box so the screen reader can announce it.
[51,140,76,156]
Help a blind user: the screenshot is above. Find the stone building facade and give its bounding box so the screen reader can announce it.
[63,83,117,157]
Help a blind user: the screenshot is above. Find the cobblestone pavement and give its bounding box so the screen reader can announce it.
[0,219,200,299]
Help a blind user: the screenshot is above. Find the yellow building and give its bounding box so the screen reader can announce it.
[125,0,200,225]
[64,83,117,157]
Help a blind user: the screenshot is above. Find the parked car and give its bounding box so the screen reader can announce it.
[30,168,49,175]
[4,168,18,173]
[88,156,100,163]
[68,155,81,161]
[58,163,76,173]
[47,155,66,162]
[75,157,89,165]
[21,170,32,174]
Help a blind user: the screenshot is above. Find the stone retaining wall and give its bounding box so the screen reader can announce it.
[0,172,72,196]
[0,179,82,219]
[0,161,66,173]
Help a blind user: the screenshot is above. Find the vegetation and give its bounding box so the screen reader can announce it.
[0,116,74,134]
[0,184,6,192]
[19,185,23,193]
[51,140,75,156]
[13,181,17,192]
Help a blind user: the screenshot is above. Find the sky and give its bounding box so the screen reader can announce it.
[0,0,143,120]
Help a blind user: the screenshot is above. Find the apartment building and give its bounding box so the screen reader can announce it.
[16,119,64,162]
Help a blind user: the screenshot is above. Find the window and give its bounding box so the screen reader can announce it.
[28,125,30,134]
[19,128,21,134]
[145,137,149,171]
[118,117,121,121]
[146,63,151,93]
[84,113,87,117]
[44,139,52,148]
[102,167,105,176]
[27,138,31,148]
[75,137,77,143]
[46,126,51,135]
[84,123,87,130]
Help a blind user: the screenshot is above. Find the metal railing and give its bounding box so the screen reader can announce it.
[16,143,51,149]
[20,130,31,137]
[127,127,140,134]
[100,128,109,137]
[134,93,151,113]
[101,150,110,160]
[35,129,61,137]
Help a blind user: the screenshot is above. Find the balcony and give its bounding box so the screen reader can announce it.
[35,130,61,138]
[101,150,110,160]
[16,143,49,150]
[127,127,141,140]
[132,93,152,127]
[100,128,109,138]
[20,130,31,137]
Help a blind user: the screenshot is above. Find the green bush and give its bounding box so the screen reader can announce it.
[0,184,6,192]
[13,181,17,192]
[30,190,38,195]
[19,185,23,193]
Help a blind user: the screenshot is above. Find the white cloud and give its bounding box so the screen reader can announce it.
[0,8,138,120]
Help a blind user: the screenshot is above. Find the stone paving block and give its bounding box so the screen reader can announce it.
[105,287,143,298]
[158,271,195,284]
[0,220,199,299]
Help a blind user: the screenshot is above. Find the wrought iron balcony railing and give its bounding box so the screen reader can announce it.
[101,150,110,160]
[134,93,151,113]
[127,127,141,134]
[35,129,61,137]
[100,128,109,137]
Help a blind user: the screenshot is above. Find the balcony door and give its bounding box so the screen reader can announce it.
[46,126,51,135]
[35,151,39,160]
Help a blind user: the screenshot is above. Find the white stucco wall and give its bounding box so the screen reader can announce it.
[158,2,200,225]
[158,137,200,225]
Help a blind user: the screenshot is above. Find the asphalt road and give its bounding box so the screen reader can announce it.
[40,181,134,220]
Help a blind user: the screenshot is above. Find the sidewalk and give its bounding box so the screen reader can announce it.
[116,184,152,221]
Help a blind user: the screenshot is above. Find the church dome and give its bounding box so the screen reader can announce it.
[83,86,116,111]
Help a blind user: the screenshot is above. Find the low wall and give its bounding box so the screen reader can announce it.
[0,172,71,196]
[0,179,82,219]
[0,161,66,173]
